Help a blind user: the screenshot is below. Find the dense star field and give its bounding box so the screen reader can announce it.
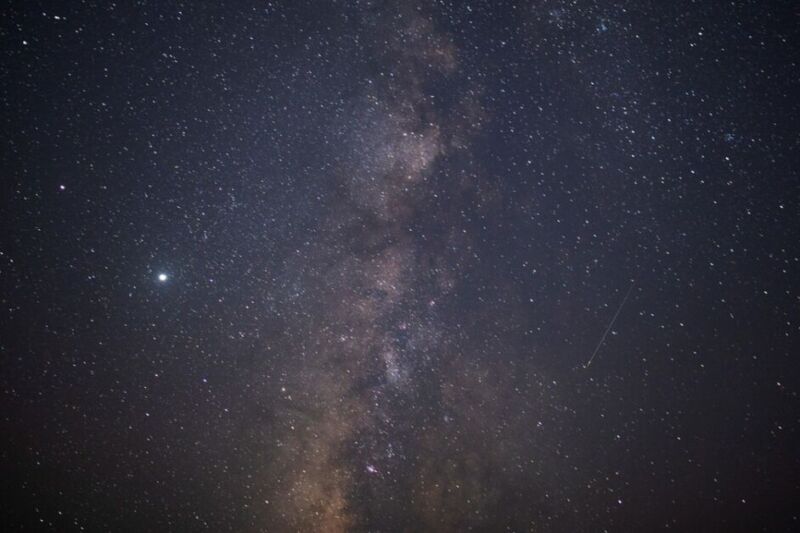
[1,1,798,531]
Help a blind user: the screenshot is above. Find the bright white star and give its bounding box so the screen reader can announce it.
[157,273,168,282]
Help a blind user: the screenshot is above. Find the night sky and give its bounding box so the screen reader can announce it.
[2,1,799,531]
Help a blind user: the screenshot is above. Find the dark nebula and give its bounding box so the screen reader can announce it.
[2,1,798,531]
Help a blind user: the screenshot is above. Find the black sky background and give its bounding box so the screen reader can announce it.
[1,1,799,531]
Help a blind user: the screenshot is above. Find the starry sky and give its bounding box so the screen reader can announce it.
[1,1,799,531]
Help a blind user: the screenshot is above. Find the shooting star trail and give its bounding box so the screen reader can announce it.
[584,280,635,368]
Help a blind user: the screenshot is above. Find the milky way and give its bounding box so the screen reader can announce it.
[2,1,798,531]
[259,10,509,529]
